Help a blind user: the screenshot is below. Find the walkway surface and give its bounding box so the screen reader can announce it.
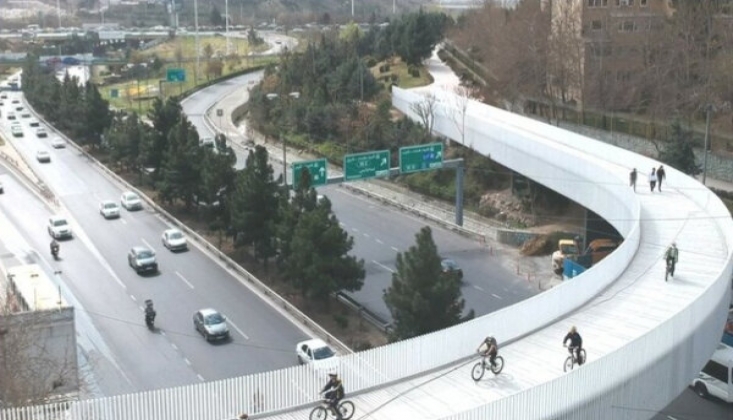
[203,50,733,419]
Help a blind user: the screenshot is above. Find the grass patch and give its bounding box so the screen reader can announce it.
[370,57,433,90]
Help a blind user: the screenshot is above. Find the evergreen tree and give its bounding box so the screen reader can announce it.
[659,121,702,176]
[147,97,183,179]
[158,118,202,207]
[82,82,112,147]
[229,146,281,265]
[384,226,471,340]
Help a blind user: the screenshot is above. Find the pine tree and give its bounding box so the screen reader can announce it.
[384,226,471,340]
[659,121,702,176]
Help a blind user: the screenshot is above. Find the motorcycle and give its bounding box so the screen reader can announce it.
[144,299,156,330]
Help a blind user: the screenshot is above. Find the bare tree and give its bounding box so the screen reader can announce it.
[449,85,478,147]
[411,93,437,135]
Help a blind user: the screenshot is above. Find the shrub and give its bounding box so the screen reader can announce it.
[333,313,349,329]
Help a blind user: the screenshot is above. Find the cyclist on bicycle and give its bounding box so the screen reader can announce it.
[665,242,679,280]
[477,335,499,368]
[321,373,345,419]
[563,326,584,365]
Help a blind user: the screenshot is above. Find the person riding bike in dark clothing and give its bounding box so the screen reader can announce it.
[321,373,345,419]
[477,335,499,368]
[563,326,584,365]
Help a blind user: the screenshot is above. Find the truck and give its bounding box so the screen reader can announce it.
[552,237,620,276]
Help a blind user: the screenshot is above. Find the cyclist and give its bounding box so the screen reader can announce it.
[321,373,345,419]
[665,242,679,280]
[563,326,583,365]
[477,335,499,369]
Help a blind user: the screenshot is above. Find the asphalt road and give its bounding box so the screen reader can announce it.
[0,91,310,396]
[651,387,733,420]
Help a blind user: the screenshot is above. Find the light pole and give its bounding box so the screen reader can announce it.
[266,91,301,188]
[702,104,713,185]
[225,0,230,55]
[194,0,200,85]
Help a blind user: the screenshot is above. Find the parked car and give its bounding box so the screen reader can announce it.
[161,228,187,251]
[47,215,72,239]
[99,200,120,219]
[127,246,158,274]
[36,127,48,138]
[36,149,50,162]
[121,191,143,211]
[296,339,336,368]
[51,137,65,148]
[193,308,230,342]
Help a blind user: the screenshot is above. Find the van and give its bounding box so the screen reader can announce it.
[691,343,733,403]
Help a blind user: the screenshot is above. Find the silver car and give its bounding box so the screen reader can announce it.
[121,191,143,211]
[99,200,120,219]
[161,228,188,251]
[193,309,230,342]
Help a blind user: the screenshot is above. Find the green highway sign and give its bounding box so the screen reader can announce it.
[110,88,119,98]
[344,150,390,181]
[292,159,327,187]
[166,68,186,82]
[399,143,444,174]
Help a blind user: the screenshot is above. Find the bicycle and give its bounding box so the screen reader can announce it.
[665,258,675,281]
[309,398,354,420]
[471,353,505,381]
[563,345,587,372]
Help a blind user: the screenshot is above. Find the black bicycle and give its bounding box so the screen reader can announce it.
[309,398,355,420]
[665,258,675,281]
[471,353,505,381]
[563,345,587,372]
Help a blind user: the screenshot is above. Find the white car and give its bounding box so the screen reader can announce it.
[162,228,188,251]
[29,118,40,127]
[51,137,65,148]
[99,200,120,219]
[36,150,51,163]
[120,191,143,211]
[296,339,337,368]
[36,127,48,138]
[47,215,72,239]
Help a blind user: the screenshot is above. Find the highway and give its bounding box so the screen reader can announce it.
[0,90,311,396]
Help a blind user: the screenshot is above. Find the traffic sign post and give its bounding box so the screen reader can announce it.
[166,68,186,82]
[399,143,444,174]
[344,150,390,181]
[292,159,328,187]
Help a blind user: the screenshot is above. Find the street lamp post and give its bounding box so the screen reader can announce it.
[702,104,713,185]
[266,92,301,188]
[194,0,200,85]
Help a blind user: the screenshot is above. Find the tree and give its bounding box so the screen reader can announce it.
[287,194,365,302]
[384,226,471,340]
[411,93,437,135]
[81,82,112,147]
[210,5,224,27]
[147,97,183,179]
[157,118,202,207]
[658,121,702,176]
[449,85,478,146]
[229,146,281,265]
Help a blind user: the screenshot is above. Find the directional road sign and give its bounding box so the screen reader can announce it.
[344,150,390,181]
[166,68,186,82]
[399,143,444,174]
[292,159,327,187]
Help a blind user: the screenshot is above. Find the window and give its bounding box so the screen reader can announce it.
[702,361,730,384]
[616,71,632,82]
[618,20,636,32]
[616,0,633,5]
[591,20,603,30]
[640,0,648,6]
[588,0,608,6]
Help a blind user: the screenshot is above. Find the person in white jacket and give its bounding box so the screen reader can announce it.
[649,167,657,192]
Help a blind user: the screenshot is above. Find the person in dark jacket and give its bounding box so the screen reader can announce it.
[563,326,584,365]
[629,168,637,191]
[321,373,345,419]
[656,165,666,192]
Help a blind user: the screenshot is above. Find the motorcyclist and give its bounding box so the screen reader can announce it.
[50,239,59,258]
[563,326,583,365]
[321,373,344,420]
[144,299,156,328]
[477,335,499,368]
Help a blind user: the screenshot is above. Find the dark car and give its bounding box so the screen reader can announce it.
[441,258,464,280]
[127,246,158,274]
[193,309,230,342]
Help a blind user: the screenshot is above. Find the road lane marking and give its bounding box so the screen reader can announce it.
[171,343,179,351]
[372,260,395,273]
[363,233,370,238]
[491,293,502,300]
[473,285,484,292]
[376,239,384,245]
[183,357,191,366]
[175,271,195,289]
[197,374,204,382]
[391,246,399,252]
[352,228,359,233]
[141,238,153,249]
[227,319,249,340]
[121,218,127,225]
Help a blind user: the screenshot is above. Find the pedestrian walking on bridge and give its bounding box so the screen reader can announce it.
[629,168,637,192]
